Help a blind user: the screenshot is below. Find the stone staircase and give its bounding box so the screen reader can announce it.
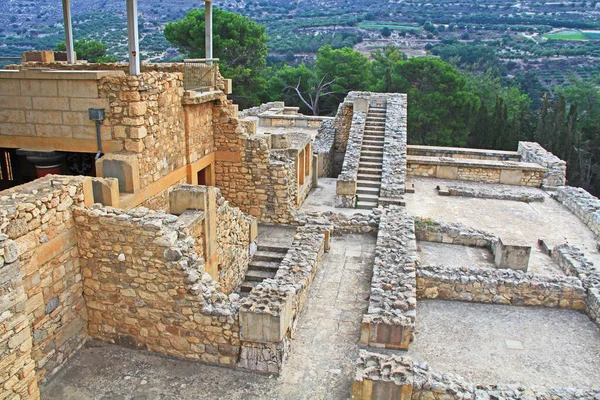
[356,102,386,209]
[239,244,288,297]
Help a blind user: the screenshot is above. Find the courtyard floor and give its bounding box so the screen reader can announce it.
[408,300,600,388]
[41,233,376,400]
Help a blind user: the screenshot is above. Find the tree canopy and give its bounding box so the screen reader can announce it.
[164,8,268,108]
[55,39,117,63]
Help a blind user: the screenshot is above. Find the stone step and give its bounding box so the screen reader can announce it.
[256,245,289,254]
[245,269,277,281]
[356,193,379,201]
[357,179,381,188]
[361,143,383,150]
[358,172,382,181]
[248,260,281,271]
[360,155,383,162]
[357,186,380,195]
[252,250,286,262]
[361,150,383,157]
[356,201,379,210]
[363,131,385,137]
[363,135,384,141]
[240,280,260,293]
[360,161,383,169]
[365,122,385,127]
[363,140,384,147]
[359,169,382,177]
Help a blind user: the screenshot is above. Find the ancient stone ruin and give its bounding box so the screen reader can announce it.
[1,57,600,399]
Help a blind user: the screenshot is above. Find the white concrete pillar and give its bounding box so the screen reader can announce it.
[126,0,141,75]
[61,0,75,63]
[205,0,213,60]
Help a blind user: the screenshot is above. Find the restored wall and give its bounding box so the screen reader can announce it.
[0,69,118,150]
[0,175,91,396]
[332,101,353,176]
[184,102,215,164]
[74,205,242,367]
[408,145,521,161]
[379,94,407,203]
[518,141,567,186]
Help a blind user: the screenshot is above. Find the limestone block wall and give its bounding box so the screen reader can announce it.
[294,210,381,234]
[408,145,521,161]
[406,156,545,187]
[238,224,329,374]
[98,71,186,189]
[518,141,567,186]
[361,206,417,350]
[74,205,242,366]
[213,99,308,224]
[440,184,545,203]
[416,265,587,309]
[184,102,215,164]
[379,94,407,203]
[257,108,330,129]
[553,186,600,237]
[237,101,284,118]
[215,190,253,294]
[0,175,91,394]
[0,69,117,148]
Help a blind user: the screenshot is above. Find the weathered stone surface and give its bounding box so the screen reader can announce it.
[518,141,566,187]
[553,186,600,237]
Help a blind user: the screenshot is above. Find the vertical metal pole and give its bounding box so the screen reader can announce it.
[205,0,213,60]
[126,0,141,75]
[62,0,75,63]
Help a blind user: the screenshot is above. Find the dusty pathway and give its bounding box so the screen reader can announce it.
[42,233,376,400]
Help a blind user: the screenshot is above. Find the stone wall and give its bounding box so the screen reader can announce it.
[0,175,92,397]
[335,110,366,208]
[361,206,417,350]
[215,190,253,294]
[213,98,310,224]
[313,119,336,178]
[379,94,407,203]
[184,102,215,164]
[552,186,600,237]
[257,107,330,129]
[439,184,545,203]
[416,265,587,309]
[414,217,497,248]
[238,224,330,374]
[0,69,116,143]
[407,156,545,187]
[74,205,242,367]
[237,101,284,118]
[332,101,354,176]
[98,71,185,189]
[518,141,567,187]
[294,210,380,235]
[408,145,521,161]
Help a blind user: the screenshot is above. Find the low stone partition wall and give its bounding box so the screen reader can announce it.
[353,350,600,400]
[551,244,600,328]
[407,155,546,187]
[336,110,366,207]
[294,209,381,235]
[313,119,335,178]
[416,265,587,309]
[438,184,545,203]
[408,145,521,161]
[379,94,407,205]
[552,186,600,237]
[74,205,242,367]
[237,223,331,374]
[360,206,417,350]
[238,101,284,118]
[414,217,497,248]
[257,106,331,129]
[518,141,566,187]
